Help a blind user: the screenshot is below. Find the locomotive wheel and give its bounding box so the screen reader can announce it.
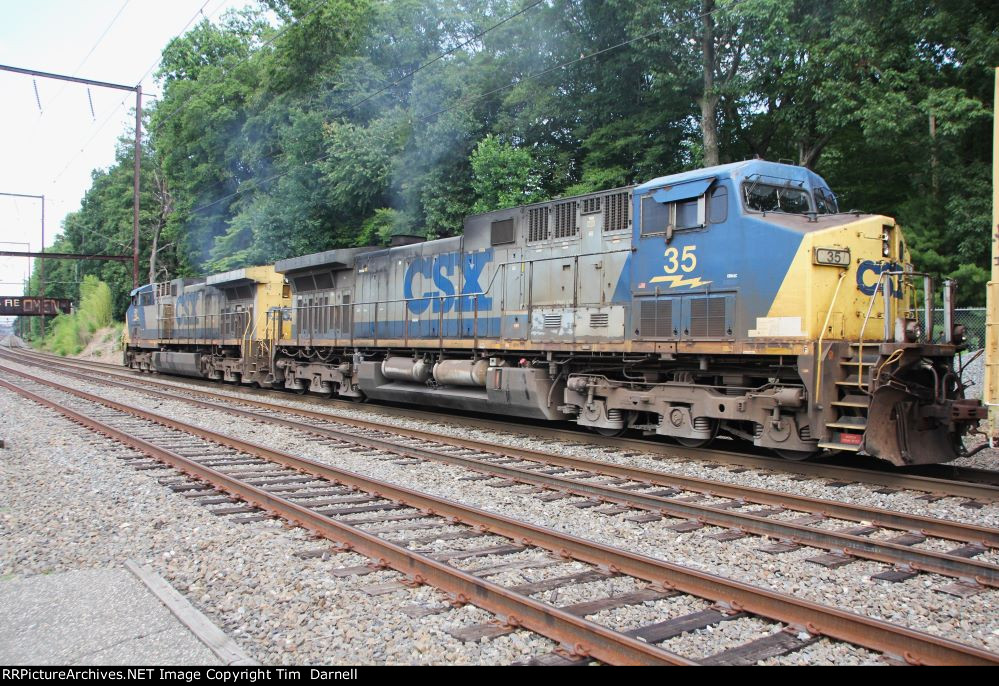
[774,448,821,461]
[674,418,718,449]
[675,436,714,449]
[589,425,628,438]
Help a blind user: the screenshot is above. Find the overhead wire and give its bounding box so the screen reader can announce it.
[48,0,227,187]
[33,0,132,121]
[188,0,752,216]
[152,0,332,131]
[38,1,228,260]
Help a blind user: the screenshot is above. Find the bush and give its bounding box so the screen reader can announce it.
[42,275,115,356]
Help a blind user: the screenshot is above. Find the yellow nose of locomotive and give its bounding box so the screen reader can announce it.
[763,213,909,343]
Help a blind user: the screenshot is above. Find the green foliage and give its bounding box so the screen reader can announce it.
[470,135,545,213]
[27,0,995,311]
[40,276,114,356]
[356,208,406,246]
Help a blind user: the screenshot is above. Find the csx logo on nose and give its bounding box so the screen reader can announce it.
[856,260,902,298]
[404,249,493,314]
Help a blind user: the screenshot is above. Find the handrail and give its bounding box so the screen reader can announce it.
[856,270,889,393]
[856,268,908,393]
[815,269,848,409]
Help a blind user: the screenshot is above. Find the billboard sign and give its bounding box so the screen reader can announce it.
[0,296,73,316]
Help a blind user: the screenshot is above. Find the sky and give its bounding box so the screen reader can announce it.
[0,0,255,307]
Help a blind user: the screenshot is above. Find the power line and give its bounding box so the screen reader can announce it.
[189,0,751,216]
[50,95,131,186]
[33,0,132,120]
[153,0,332,131]
[135,0,224,85]
[48,0,227,187]
[71,0,133,76]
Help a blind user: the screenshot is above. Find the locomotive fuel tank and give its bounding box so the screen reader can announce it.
[432,359,489,386]
[381,356,432,384]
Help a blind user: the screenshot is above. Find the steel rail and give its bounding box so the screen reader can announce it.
[17,346,999,499]
[30,367,999,583]
[1,365,997,665]
[9,352,998,554]
[0,375,692,666]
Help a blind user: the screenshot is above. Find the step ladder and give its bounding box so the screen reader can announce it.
[818,348,876,452]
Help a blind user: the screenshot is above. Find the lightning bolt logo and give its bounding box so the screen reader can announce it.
[650,274,713,288]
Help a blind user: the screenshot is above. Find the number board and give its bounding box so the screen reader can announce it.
[813,247,850,267]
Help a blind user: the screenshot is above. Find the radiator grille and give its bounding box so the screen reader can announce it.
[589,312,609,328]
[161,304,174,338]
[638,298,673,338]
[543,314,562,329]
[581,196,601,214]
[553,201,578,239]
[604,192,629,232]
[689,297,727,338]
[528,207,548,242]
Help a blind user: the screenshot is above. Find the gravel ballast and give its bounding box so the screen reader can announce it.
[2,357,999,663]
[0,385,561,665]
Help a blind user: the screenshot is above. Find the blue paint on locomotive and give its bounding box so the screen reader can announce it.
[626,160,835,339]
[126,284,152,334]
[857,260,903,298]
[404,248,494,315]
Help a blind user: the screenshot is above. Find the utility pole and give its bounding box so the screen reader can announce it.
[0,64,143,290]
[133,85,142,289]
[986,67,999,445]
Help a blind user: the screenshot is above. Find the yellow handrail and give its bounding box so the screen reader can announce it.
[856,269,894,393]
[815,270,848,409]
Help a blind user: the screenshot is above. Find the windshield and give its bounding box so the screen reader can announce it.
[743,181,812,214]
[814,187,839,214]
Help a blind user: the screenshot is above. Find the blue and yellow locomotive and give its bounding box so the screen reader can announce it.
[125,160,984,465]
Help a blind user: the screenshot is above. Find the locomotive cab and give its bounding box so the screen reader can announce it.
[617,160,983,464]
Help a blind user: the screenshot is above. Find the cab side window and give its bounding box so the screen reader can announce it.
[708,186,728,223]
[641,195,706,235]
[675,199,700,229]
[641,196,669,236]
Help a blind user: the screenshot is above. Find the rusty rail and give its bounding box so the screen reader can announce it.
[8,351,997,553]
[1,364,997,665]
[0,374,691,666]
[21,345,999,500]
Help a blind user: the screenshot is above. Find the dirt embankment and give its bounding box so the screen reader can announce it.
[73,325,123,363]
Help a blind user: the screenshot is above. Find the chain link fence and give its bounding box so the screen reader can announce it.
[932,307,987,399]
[934,307,987,350]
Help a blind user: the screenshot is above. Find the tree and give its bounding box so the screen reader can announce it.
[43,0,994,314]
[470,135,544,213]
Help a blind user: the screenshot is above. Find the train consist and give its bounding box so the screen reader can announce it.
[124,160,985,466]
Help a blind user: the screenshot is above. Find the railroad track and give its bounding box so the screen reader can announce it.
[4,349,999,590]
[1,364,997,665]
[8,345,998,499]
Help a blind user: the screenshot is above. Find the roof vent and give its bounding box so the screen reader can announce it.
[390,234,426,247]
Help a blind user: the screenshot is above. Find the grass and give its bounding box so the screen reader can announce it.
[42,276,116,356]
